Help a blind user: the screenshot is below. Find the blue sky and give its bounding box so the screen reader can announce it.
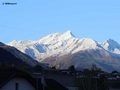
[0,0,120,44]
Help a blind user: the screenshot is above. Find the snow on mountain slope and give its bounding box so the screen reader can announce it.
[7,30,120,71]
[0,42,40,66]
[100,39,120,54]
[8,30,103,61]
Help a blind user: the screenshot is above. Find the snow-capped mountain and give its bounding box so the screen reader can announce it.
[0,42,39,66]
[7,30,120,72]
[100,39,120,54]
[8,30,103,60]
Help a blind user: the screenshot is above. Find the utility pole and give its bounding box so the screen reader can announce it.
[37,78,38,90]
[43,68,45,90]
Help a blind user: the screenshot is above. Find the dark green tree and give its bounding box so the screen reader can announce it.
[68,65,75,72]
[74,64,100,90]
[51,66,56,69]
[34,65,43,72]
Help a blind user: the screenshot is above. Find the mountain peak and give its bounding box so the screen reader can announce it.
[100,38,120,53]
[105,38,119,45]
[62,30,75,37]
[106,38,115,42]
[66,30,71,33]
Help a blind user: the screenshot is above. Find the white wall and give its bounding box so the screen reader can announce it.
[0,77,36,90]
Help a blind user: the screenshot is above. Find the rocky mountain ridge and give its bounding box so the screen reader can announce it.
[0,42,39,66]
[7,31,120,72]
